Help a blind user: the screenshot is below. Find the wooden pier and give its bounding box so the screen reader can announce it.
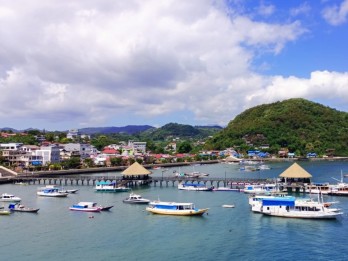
[9,175,271,188]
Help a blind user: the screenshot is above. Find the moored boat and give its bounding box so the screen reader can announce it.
[213,187,240,192]
[260,194,343,219]
[146,201,209,216]
[99,205,114,211]
[8,203,39,213]
[178,182,213,191]
[0,193,21,202]
[69,202,101,212]
[243,184,277,194]
[122,193,150,204]
[0,210,11,215]
[37,187,68,197]
[95,181,131,192]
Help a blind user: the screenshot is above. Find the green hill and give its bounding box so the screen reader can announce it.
[140,123,222,141]
[206,98,348,156]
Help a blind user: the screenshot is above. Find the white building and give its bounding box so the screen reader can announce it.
[128,140,146,154]
[63,143,97,159]
[0,143,23,150]
[35,144,61,165]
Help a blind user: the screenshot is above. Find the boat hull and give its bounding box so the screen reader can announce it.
[37,192,68,197]
[146,207,209,216]
[69,207,101,212]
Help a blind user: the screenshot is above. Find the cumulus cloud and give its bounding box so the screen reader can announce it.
[0,0,346,130]
[322,0,348,25]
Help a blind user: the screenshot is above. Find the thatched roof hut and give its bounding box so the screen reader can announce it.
[122,162,152,179]
[279,162,312,183]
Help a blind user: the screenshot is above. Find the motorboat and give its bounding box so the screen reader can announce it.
[99,205,114,211]
[243,184,277,194]
[213,187,240,192]
[178,182,213,191]
[122,193,150,204]
[95,181,131,192]
[37,187,68,197]
[260,194,343,219]
[69,202,101,212]
[0,193,22,202]
[146,201,209,216]
[8,203,39,213]
[43,185,78,194]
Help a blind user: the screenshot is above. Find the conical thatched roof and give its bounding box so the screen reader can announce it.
[279,162,312,178]
[122,162,152,176]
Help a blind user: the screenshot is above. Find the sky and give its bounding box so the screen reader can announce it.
[0,0,348,131]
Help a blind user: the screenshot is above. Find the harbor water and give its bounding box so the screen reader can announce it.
[1,160,348,260]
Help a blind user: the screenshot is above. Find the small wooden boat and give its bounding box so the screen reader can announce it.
[8,203,40,213]
[69,202,101,212]
[99,205,114,211]
[146,201,209,216]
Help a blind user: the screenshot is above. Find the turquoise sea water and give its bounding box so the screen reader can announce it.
[1,160,348,261]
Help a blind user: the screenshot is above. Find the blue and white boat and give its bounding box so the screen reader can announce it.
[37,187,68,197]
[95,181,131,192]
[69,202,101,212]
[260,195,343,219]
[146,201,209,216]
[178,182,213,191]
[243,184,277,194]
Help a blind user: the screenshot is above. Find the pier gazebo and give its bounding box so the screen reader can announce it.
[121,162,152,186]
[279,162,312,193]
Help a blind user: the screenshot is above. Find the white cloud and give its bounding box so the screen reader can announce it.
[322,0,348,25]
[0,0,345,130]
[290,2,311,17]
[257,2,275,16]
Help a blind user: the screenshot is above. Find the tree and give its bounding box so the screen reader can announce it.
[177,141,192,153]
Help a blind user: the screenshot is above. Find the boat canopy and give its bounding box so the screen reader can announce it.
[262,198,296,207]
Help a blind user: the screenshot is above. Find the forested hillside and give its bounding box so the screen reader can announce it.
[205,98,348,156]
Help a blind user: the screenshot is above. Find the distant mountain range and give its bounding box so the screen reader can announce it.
[0,124,223,136]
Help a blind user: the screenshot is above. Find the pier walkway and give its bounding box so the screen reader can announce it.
[9,175,271,188]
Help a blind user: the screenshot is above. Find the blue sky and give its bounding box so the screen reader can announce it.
[0,0,347,131]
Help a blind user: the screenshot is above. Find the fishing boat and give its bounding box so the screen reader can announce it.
[122,193,150,204]
[95,181,131,192]
[178,182,213,191]
[37,187,68,197]
[259,194,343,219]
[8,203,39,213]
[146,201,209,216]
[0,193,21,202]
[69,202,101,212]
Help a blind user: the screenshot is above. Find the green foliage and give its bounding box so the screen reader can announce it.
[61,157,81,169]
[206,98,348,156]
[177,141,193,153]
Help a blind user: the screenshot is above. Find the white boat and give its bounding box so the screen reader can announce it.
[243,184,277,194]
[249,193,293,213]
[95,181,131,192]
[0,193,21,202]
[222,204,235,208]
[37,187,68,197]
[178,182,213,191]
[122,193,150,204]
[260,194,343,219]
[146,201,209,216]
[69,202,101,212]
[213,187,240,192]
[304,183,334,194]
